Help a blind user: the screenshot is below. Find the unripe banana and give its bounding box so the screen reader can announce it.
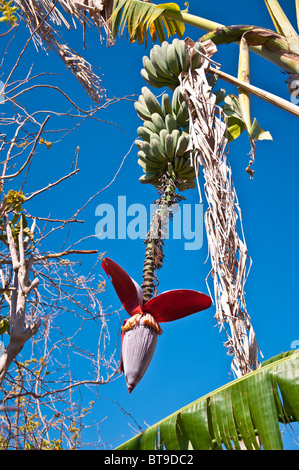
[191,41,203,69]
[166,43,180,77]
[141,87,164,117]
[171,86,184,115]
[138,158,163,173]
[165,133,175,161]
[171,129,180,153]
[175,101,189,127]
[143,120,158,134]
[179,167,197,179]
[175,134,190,157]
[161,93,173,116]
[134,101,152,121]
[135,139,146,150]
[173,156,185,173]
[139,173,161,185]
[137,126,154,143]
[175,39,189,73]
[150,138,167,161]
[178,158,194,175]
[150,44,172,79]
[143,55,166,82]
[141,67,172,89]
[151,112,166,133]
[137,147,152,160]
[165,114,178,133]
[159,129,168,150]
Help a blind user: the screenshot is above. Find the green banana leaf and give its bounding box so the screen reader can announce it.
[116,350,299,450]
[111,0,185,45]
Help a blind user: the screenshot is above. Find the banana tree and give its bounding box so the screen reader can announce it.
[15,0,299,450]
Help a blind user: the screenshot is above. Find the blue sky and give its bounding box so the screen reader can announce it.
[3,0,299,449]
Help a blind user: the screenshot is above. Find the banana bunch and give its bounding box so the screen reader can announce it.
[141,38,204,89]
[135,87,197,190]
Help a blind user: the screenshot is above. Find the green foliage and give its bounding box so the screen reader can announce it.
[116,351,299,450]
[0,0,17,25]
[222,94,272,145]
[0,190,34,246]
[5,189,26,213]
[111,0,185,45]
[0,315,10,335]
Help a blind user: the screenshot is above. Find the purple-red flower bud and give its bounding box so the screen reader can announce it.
[102,257,212,393]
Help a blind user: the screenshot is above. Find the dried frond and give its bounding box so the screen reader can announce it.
[57,43,106,102]
[15,0,108,102]
[180,40,261,377]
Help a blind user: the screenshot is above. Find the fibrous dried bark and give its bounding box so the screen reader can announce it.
[180,40,260,377]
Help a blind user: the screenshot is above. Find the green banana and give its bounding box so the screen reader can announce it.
[175,101,189,127]
[171,129,180,153]
[175,39,189,73]
[178,158,194,175]
[151,112,166,133]
[173,156,185,173]
[137,126,154,143]
[134,101,152,121]
[139,173,161,185]
[150,44,172,79]
[165,133,175,161]
[159,129,168,150]
[138,149,165,165]
[138,158,160,172]
[166,42,180,77]
[191,42,203,69]
[171,86,184,115]
[135,139,152,155]
[161,93,173,116]
[141,87,164,117]
[150,138,167,161]
[143,120,158,133]
[143,55,167,83]
[140,68,168,89]
[179,166,197,178]
[175,135,190,157]
[138,157,166,173]
[165,114,178,133]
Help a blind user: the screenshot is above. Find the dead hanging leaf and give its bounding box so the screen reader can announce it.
[222,94,272,154]
[249,118,272,142]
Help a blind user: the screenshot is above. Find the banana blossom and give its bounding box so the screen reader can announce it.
[102,257,212,393]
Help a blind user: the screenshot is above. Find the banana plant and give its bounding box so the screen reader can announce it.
[116,350,299,450]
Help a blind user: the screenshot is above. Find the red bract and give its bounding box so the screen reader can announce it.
[102,257,212,393]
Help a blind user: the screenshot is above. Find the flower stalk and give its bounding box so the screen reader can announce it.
[142,173,183,301]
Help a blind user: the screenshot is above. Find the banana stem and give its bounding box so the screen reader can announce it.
[163,10,299,74]
[141,175,179,302]
[210,66,299,118]
[168,10,222,32]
